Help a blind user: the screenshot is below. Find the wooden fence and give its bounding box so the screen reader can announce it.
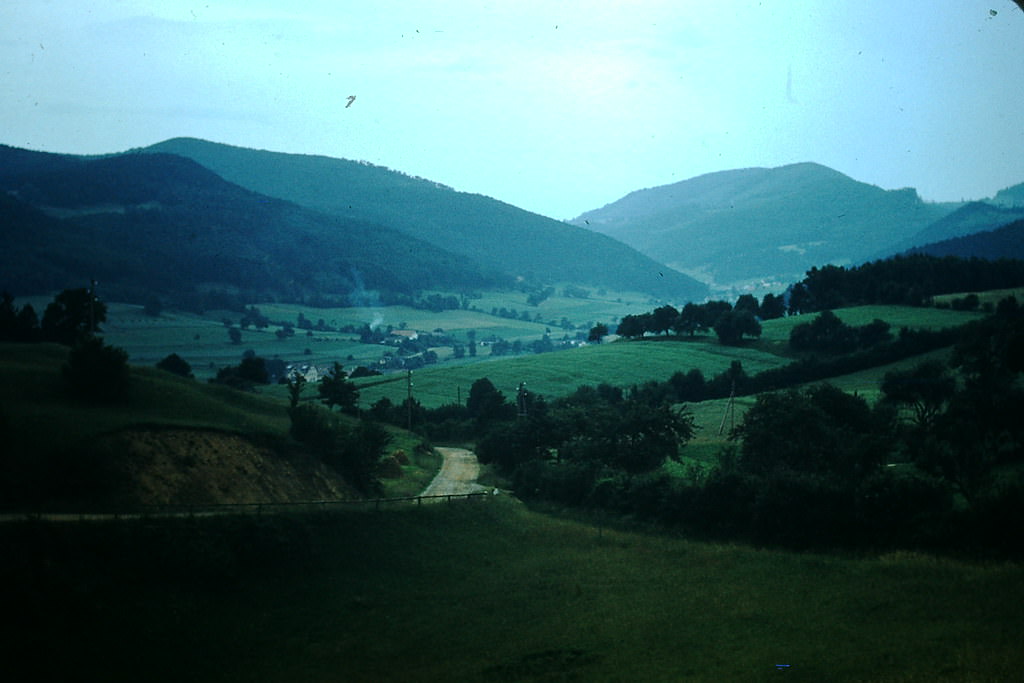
[0,490,495,523]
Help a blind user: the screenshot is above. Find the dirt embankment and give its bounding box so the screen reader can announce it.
[97,428,357,506]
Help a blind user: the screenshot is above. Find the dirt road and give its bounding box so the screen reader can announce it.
[420,447,487,498]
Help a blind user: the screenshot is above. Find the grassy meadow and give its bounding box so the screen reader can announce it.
[5,499,1022,682]
[755,304,985,351]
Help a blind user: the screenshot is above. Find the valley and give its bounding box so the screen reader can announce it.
[3,138,1024,683]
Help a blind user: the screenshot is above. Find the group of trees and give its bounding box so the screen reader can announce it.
[788,310,893,354]
[474,381,695,485]
[1,288,108,345]
[882,298,1024,505]
[615,294,780,345]
[2,288,131,402]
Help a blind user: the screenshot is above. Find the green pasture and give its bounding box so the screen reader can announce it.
[8,499,1023,682]
[251,301,553,339]
[757,304,984,346]
[355,339,789,409]
[932,287,1024,308]
[469,285,656,324]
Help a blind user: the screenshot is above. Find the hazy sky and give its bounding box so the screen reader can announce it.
[3,1,1023,219]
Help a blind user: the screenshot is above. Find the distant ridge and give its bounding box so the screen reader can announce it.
[143,138,707,301]
[875,201,1024,259]
[906,219,1024,261]
[572,162,956,289]
[993,182,1024,208]
[0,147,502,302]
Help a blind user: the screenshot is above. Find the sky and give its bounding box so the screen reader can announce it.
[2,1,1023,219]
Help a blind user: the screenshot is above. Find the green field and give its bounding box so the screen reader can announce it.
[757,305,984,346]
[87,299,986,416]
[6,500,1022,682]
[94,289,652,381]
[932,287,1024,308]
[355,339,788,409]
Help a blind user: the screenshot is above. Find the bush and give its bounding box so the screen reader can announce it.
[62,337,130,402]
[156,353,193,378]
[690,470,760,539]
[751,472,856,549]
[288,404,390,495]
[856,470,954,549]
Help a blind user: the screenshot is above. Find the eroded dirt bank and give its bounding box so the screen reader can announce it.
[95,428,356,505]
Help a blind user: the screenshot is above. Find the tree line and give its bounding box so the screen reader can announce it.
[615,294,778,345]
[789,254,1024,312]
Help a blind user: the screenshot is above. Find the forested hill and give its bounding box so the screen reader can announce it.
[906,219,1024,261]
[0,147,502,303]
[142,137,707,301]
[571,162,955,287]
[874,201,1024,259]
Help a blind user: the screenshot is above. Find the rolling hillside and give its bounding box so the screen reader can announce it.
[0,147,503,303]
[571,162,956,288]
[142,138,708,301]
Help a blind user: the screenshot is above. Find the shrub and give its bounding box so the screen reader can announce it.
[751,472,856,549]
[62,337,130,402]
[156,353,193,378]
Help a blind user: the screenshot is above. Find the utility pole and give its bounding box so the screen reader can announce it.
[406,369,413,431]
[717,379,736,436]
[517,382,528,418]
[88,279,98,335]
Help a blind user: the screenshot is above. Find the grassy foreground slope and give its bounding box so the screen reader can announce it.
[0,343,433,506]
[0,342,290,456]
[5,499,1021,682]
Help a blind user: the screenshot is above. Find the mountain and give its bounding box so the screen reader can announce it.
[876,201,1024,259]
[142,138,707,301]
[906,219,1024,261]
[0,147,503,304]
[570,163,956,289]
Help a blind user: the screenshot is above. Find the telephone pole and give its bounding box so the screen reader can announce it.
[406,369,413,431]
[517,382,528,418]
[717,379,736,436]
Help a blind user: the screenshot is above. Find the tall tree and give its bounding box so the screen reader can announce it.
[650,304,679,336]
[318,362,359,414]
[881,361,955,429]
[41,287,107,345]
[466,377,511,423]
[733,384,892,482]
[714,310,761,345]
[759,292,786,320]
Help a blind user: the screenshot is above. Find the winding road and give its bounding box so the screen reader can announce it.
[420,447,488,498]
